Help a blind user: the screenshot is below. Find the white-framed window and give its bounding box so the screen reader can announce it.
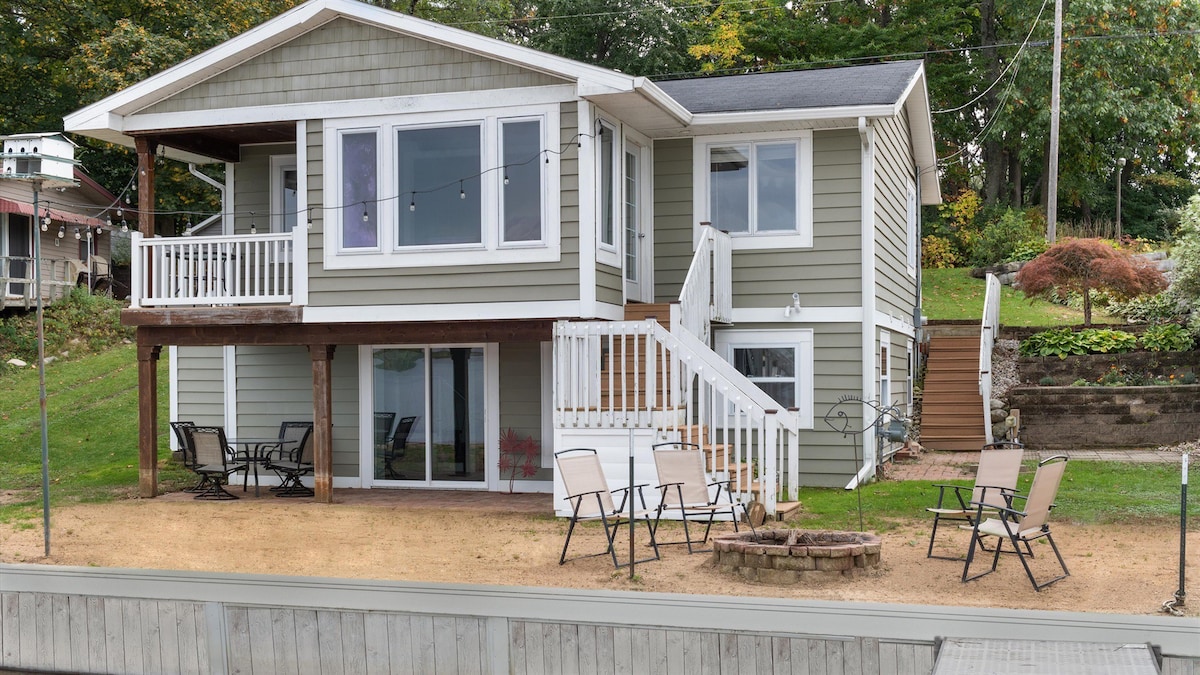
[595,118,620,267]
[271,155,298,234]
[716,329,814,428]
[906,179,918,276]
[323,104,560,269]
[694,130,813,250]
[906,338,915,417]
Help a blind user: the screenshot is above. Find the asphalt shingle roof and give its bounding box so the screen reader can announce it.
[654,61,922,114]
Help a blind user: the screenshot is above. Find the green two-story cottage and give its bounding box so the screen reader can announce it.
[65,0,940,514]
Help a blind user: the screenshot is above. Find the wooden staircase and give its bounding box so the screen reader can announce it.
[920,334,987,451]
[617,303,800,520]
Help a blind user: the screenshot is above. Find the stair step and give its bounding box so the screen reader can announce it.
[773,501,802,521]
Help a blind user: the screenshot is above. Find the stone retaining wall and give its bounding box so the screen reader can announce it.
[1017,350,1199,386]
[1008,385,1200,449]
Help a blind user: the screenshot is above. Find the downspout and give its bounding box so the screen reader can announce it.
[184,164,224,235]
[913,165,925,350]
[847,116,877,490]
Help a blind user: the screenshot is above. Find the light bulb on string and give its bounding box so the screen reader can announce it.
[459,181,466,200]
[116,206,123,218]
[96,226,104,236]
[121,221,129,233]
[74,228,81,240]
[250,212,256,235]
[42,210,51,229]
[57,226,65,239]
[307,208,314,229]
[362,208,369,223]
[409,197,416,212]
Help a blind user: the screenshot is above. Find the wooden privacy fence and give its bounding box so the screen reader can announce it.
[2,564,1198,675]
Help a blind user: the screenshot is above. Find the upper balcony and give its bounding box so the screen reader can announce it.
[129,231,304,310]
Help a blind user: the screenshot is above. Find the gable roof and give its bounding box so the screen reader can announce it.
[655,62,924,114]
[63,0,939,201]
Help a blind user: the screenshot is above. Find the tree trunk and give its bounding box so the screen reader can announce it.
[980,0,1006,205]
[1083,289,1093,327]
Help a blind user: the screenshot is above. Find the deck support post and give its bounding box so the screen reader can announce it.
[309,344,336,503]
[137,339,162,498]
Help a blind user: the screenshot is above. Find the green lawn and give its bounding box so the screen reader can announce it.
[0,344,191,522]
[922,267,1119,325]
[793,459,1197,533]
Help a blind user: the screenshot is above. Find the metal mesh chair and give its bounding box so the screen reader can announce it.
[183,425,247,501]
[266,422,315,498]
[383,415,417,479]
[169,421,204,493]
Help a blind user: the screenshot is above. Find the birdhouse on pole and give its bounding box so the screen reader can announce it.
[1,132,79,189]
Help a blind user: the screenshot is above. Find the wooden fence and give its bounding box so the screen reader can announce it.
[2,564,1197,674]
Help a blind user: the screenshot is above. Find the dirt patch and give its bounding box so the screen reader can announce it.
[1,493,1195,617]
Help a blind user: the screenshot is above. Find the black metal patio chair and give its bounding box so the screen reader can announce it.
[182,425,247,501]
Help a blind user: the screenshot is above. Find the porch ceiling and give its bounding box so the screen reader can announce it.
[136,122,296,164]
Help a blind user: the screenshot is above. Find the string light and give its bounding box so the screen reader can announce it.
[362,208,369,223]
[409,196,416,212]
[307,208,314,229]
[459,181,466,199]
[74,228,81,240]
[57,226,65,239]
[121,221,129,233]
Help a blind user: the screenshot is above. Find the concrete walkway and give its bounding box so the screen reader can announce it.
[889,447,1186,481]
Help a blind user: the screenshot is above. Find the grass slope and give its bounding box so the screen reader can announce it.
[0,344,188,523]
[922,267,1118,325]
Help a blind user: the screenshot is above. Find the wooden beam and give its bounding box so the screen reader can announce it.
[122,306,304,327]
[134,137,157,237]
[133,319,555,347]
[136,340,162,499]
[309,344,335,504]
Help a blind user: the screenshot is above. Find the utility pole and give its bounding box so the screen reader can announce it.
[1116,157,1126,242]
[1046,0,1063,243]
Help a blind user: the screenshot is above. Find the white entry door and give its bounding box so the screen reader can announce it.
[623,138,652,303]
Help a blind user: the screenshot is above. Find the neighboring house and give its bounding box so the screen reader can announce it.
[63,0,939,512]
[1,134,118,310]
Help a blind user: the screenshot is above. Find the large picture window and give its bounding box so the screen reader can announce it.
[397,124,482,247]
[324,105,559,269]
[695,131,813,250]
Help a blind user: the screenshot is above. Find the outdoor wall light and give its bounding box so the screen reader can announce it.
[784,292,803,317]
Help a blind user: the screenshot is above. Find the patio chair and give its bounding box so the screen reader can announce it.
[374,412,396,451]
[265,422,315,498]
[962,455,1070,591]
[169,421,204,493]
[651,442,751,553]
[383,415,417,479]
[926,441,1025,560]
[182,425,248,500]
[555,448,660,569]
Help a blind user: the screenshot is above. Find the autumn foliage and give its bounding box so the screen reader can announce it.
[1014,238,1168,326]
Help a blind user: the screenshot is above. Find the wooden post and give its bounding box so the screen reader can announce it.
[137,340,162,498]
[309,344,335,503]
[134,137,157,300]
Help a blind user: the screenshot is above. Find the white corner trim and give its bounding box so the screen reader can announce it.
[168,346,179,451]
[223,346,237,434]
[859,117,877,478]
[293,120,309,306]
[577,102,597,317]
[356,344,373,488]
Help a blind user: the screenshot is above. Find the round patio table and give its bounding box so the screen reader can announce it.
[227,437,296,497]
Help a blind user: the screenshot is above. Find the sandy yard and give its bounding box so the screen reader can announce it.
[1,488,1195,618]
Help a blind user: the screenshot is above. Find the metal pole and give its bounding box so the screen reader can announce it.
[1115,157,1126,242]
[628,428,635,579]
[1177,452,1188,607]
[33,182,51,556]
[1046,0,1063,243]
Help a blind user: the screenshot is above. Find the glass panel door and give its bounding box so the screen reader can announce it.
[372,346,485,484]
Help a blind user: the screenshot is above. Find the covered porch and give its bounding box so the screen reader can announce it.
[133,317,554,501]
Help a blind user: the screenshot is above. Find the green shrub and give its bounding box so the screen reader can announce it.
[0,288,131,364]
[1140,323,1195,352]
[1105,290,1184,323]
[921,235,960,268]
[970,208,1044,266]
[1009,239,1048,262]
[1077,328,1139,354]
[1019,327,1138,358]
[1038,376,1056,386]
[1019,328,1088,358]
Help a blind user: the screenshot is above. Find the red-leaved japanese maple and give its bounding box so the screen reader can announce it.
[1014,238,1167,326]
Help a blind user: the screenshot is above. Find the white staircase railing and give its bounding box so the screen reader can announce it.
[979,273,1000,443]
[130,232,295,308]
[678,225,732,342]
[553,318,801,513]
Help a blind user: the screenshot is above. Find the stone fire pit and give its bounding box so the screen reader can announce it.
[711,529,882,584]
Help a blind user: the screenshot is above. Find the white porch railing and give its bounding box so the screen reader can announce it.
[130,232,296,308]
[979,273,1001,443]
[0,255,77,309]
[553,318,801,513]
[678,225,732,342]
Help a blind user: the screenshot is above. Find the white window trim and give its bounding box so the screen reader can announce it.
[715,328,815,428]
[595,116,621,269]
[323,103,560,270]
[270,154,297,234]
[692,129,813,251]
[879,330,891,410]
[622,128,653,299]
[906,179,918,277]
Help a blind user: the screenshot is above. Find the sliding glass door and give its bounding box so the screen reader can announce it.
[372,346,485,485]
